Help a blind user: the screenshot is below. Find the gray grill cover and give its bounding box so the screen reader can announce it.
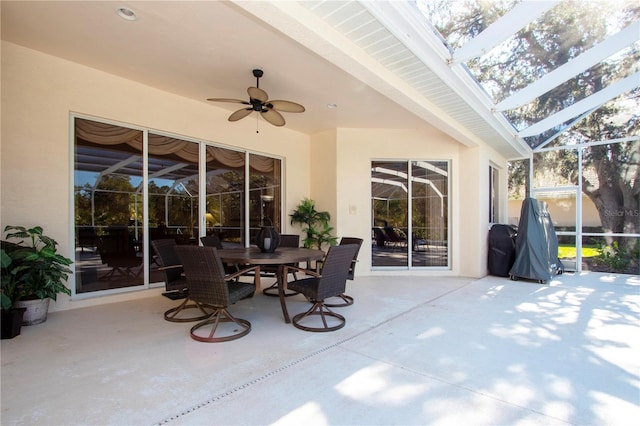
[509,197,562,283]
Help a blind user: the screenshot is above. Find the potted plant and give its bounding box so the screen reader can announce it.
[3,226,73,325]
[1,242,28,338]
[289,198,338,250]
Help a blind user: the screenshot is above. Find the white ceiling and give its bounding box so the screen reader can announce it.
[1,0,531,157]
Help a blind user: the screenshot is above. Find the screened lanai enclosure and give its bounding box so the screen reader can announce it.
[73,117,282,295]
[413,0,639,274]
[70,0,639,288]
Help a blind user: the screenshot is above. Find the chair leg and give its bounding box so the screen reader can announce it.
[190,308,251,342]
[164,297,212,322]
[292,301,345,332]
[324,293,354,307]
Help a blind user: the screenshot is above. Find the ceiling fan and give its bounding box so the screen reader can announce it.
[207,69,305,127]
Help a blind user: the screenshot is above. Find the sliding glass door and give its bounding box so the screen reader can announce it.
[73,116,282,296]
[74,119,145,293]
[249,153,282,244]
[204,146,245,246]
[371,160,449,269]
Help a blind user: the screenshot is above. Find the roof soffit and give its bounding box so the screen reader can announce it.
[233,0,529,158]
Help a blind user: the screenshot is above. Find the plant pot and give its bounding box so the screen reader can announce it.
[1,307,26,339]
[15,298,50,325]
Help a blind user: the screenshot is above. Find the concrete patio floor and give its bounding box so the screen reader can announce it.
[1,272,639,425]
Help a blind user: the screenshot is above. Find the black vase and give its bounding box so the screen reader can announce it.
[1,307,26,339]
[257,226,280,253]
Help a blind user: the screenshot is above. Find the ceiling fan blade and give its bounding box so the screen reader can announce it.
[261,108,285,127]
[228,108,253,122]
[207,98,249,105]
[269,100,305,113]
[247,87,268,103]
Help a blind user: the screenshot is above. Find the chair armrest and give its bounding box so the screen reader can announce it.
[158,264,183,271]
[226,265,260,281]
[283,265,321,278]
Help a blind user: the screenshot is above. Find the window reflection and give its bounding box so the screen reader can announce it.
[73,117,283,294]
[371,160,449,269]
[74,118,144,293]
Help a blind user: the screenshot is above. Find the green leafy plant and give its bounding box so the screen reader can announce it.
[2,226,72,303]
[1,243,29,310]
[593,241,633,272]
[289,198,338,250]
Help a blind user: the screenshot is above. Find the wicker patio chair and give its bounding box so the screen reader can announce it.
[200,235,223,248]
[151,239,212,323]
[175,246,259,342]
[261,234,300,297]
[97,227,143,280]
[283,244,358,332]
[323,237,363,307]
[201,234,245,276]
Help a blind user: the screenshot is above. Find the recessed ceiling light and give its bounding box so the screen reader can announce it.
[327,103,338,109]
[116,7,137,21]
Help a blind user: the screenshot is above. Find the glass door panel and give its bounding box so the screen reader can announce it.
[371,161,409,267]
[74,118,144,294]
[148,134,200,247]
[249,154,282,245]
[205,146,245,246]
[411,161,449,267]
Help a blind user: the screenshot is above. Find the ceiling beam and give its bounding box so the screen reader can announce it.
[452,1,559,65]
[148,163,189,179]
[518,71,640,137]
[534,108,596,150]
[96,155,141,188]
[497,20,640,111]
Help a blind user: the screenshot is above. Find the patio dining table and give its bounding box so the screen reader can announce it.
[217,246,325,323]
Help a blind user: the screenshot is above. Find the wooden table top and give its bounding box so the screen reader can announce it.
[217,246,325,265]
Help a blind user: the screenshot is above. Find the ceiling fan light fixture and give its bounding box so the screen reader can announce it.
[327,103,338,109]
[116,7,137,21]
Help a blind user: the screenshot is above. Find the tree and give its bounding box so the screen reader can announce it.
[425,0,639,253]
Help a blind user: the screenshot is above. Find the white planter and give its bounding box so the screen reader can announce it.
[15,298,50,325]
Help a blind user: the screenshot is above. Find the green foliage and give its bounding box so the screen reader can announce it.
[289,198,338,250]
[592,241,636,272]
[2,226,72,305]
[1,245,29,310]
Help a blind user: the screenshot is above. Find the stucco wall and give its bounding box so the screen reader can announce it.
[1,42,310,311]
[333,128,463,277]
[508,195,602,228]
[2,41,510,311]
[308,129,338,230]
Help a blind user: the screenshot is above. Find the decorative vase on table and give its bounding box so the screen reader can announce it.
[257,226,280,253]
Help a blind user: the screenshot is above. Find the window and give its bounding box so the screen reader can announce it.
[489,165,499,223]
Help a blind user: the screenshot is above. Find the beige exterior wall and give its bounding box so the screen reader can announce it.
[2,41,509,311]
[1,42,310,311]
[327,127,508,278]
[308,129,338,229]
[508,195,601,228]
